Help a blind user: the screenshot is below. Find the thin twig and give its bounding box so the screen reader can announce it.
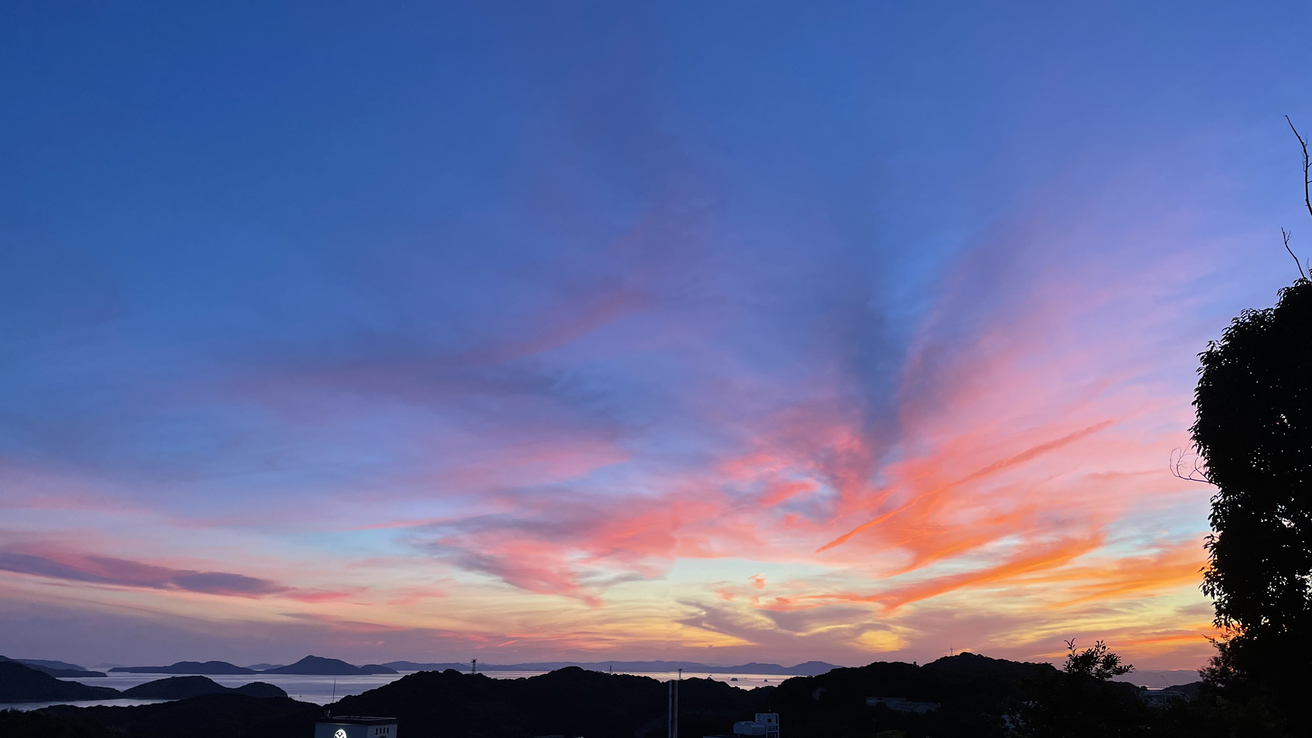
[1287,115,1312,218]
[1283,228,1306,279]
[1170,448,1212,484]
[1283,116,1310,279]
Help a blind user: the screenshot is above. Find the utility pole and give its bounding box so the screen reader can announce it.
[668,669,682,738]
[675,668,681,738]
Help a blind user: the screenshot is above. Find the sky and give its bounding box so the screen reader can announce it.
[2,1,1311,671]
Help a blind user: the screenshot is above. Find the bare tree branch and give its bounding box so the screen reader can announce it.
[1287,115,1312,218]
[1170,448,1212,484]
[1283,228,1306,279]
[1281,116,1310,279]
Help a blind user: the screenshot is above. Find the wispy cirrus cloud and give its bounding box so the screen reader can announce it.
[0,546,349,603]
[1,4,1271,672]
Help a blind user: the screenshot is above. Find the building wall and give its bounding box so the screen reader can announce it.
[314,721,398,738]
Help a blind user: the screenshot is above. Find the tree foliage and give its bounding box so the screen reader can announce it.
[1062,640,1133,681]
[1014,641,1150,738]
[1192,278,1312,719]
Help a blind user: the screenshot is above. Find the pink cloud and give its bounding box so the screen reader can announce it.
[0,544,351,602]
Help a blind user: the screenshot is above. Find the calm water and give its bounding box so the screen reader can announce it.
[0,669,787,711]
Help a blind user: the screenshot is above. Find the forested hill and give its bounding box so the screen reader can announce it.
[382,659,838,675]
[336,667,758,738]
[2,653,1189,738]
[319,653,1056,738]
[0,661,119,703]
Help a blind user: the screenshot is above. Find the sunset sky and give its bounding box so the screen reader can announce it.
[3,2,1312,670]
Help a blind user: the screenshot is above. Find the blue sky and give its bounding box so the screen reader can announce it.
[2,1,1310,668]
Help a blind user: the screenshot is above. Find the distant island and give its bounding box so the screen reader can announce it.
[0,661,118,702]
[101,656,397,676]
[260,655,398,675]
[120,676,286,700]
[69,655,836,678]
[110,661,255,675]
[0,656,105,678]
[0,660,287,703]
[2,652,1208,737]
[381,659,838,675]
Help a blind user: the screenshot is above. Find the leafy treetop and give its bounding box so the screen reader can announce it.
[1062,640,1133,681]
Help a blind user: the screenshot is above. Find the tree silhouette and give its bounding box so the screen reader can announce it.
[1013,641,1148,737]
[1062,640,1133,681]
[1192,276,1312,706]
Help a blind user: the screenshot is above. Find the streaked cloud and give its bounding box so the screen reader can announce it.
[1,1,1299,671]
[0,548,291,599]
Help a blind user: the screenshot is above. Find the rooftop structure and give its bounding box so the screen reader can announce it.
[1140,689,1187,708]
[314,715,398,738]
[866,696,940,714]
[706,712,780,738]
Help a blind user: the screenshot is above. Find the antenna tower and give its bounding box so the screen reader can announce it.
[667,669,682,738]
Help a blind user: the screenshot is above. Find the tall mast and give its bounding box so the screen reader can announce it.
[667,680,673,738]
[674,668,681,738]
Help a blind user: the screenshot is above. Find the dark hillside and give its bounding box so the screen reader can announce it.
[0,656,1146,738]
[42,694,320,738]
[0,655,105,678]
[232,682,288,698]
[112,661,254,675]
[921,652,1053,682]
[262,655,397,675]
[0,661,120,703]
[120,675,288,700]
[332,666,762,738]
[13,658,93,672]
[746,653,1050,738]
[0,709,121,737]
[122,676,232,700]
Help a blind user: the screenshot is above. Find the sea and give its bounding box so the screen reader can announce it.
[0,669,790,711]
